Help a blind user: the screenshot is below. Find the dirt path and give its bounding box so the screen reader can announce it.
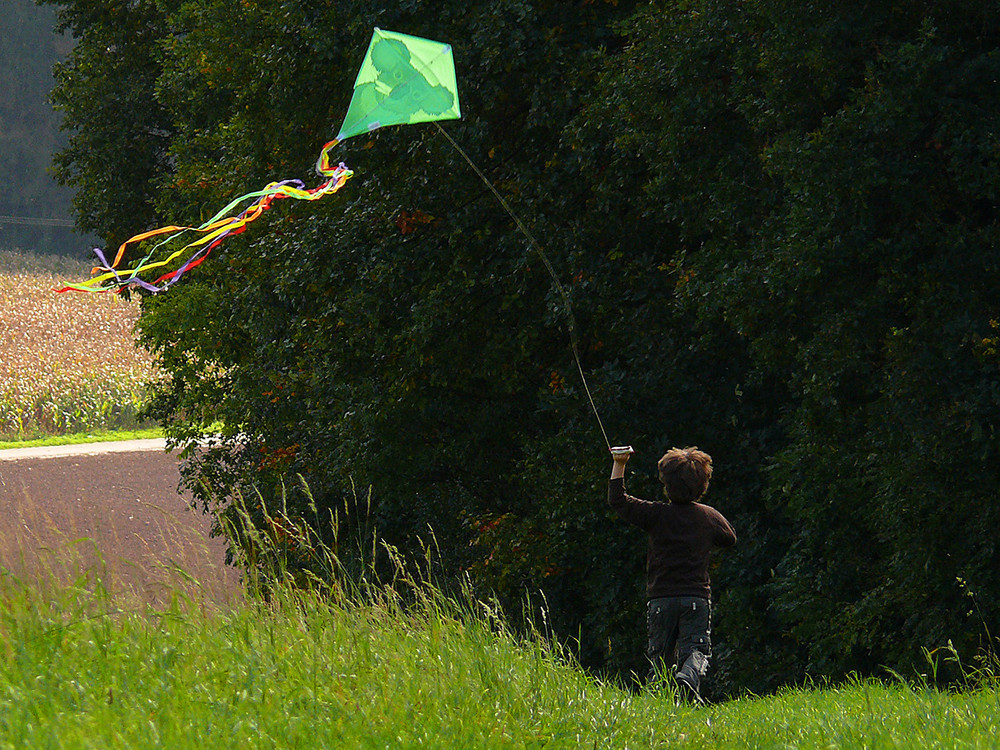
[0,440,241,606]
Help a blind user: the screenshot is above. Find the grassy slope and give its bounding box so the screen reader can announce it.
[1,578,996,749]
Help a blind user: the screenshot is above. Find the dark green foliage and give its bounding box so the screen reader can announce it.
[48,0,999,696]
[581,0,1000,691]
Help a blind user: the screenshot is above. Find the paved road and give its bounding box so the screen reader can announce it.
[0,437,169,462]
[0,440,240,606]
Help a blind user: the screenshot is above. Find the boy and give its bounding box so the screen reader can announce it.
[608,445,736,703]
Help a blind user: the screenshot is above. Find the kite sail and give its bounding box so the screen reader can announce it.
[58,28,461,294]
[336,28,460,142]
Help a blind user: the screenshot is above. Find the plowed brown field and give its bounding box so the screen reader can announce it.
[0,441,241,606]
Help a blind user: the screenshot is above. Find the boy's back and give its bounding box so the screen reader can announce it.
[608,477,736,598]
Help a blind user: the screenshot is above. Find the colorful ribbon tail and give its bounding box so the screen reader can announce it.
[56,144,352,294]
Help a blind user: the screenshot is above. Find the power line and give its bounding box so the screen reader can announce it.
[0,214,77,228]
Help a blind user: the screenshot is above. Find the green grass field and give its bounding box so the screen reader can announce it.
[1,571,996,749]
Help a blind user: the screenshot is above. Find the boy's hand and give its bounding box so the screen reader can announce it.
[611,446,634,463]
[610,446,633,480]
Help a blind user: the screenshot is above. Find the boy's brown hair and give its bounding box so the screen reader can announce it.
[657,447,713,504]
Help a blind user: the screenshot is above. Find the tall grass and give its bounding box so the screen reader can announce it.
[1,561,998,748]
[0,250,159,440]
[7,480,995,748]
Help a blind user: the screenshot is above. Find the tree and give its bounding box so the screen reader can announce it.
[52,0,651,671]
[583,0,1000,689]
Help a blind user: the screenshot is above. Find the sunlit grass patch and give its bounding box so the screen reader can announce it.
[1,565,997,748]
[0,250,160,440]
[0,426,163,451]
[701,677,1000,748]
[0,571,683,748]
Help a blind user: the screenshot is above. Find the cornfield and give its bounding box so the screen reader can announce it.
[0,250,160,439]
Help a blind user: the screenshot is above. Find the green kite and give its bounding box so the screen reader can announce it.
[337,28,462,142]
[58,28,462,295]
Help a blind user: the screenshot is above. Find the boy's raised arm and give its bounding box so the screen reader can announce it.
[607,447,660,531]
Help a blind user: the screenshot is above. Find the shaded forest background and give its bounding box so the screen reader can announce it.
[0,0,92,253]
[38,0,1000,696]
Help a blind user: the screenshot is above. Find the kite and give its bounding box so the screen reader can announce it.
[57,28,461,295]
[56,27,613,449]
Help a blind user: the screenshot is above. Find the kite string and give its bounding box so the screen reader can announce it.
[434,123,611,452]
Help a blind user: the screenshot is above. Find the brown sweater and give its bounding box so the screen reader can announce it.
[608,477,736,600]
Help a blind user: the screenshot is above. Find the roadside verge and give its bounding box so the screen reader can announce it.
[0,438,168,461]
